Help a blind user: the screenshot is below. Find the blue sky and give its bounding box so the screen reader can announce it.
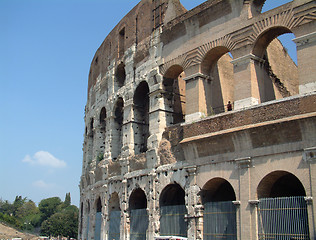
[0,0,294,207]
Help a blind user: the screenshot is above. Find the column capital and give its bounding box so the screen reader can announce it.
[293,31,316,47]
[231,53,265,67]
[235,157,252,169]
[183,72,210,82]
[303,147,316,163]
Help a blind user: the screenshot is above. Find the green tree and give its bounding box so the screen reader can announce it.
[64,193,71,207]
[40,205,78,238]
[38,197,62,222]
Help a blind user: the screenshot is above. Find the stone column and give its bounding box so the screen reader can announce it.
[231,54,265,110]
[293,32,316,94]
[184,73,211,123]
[94,125,105,159]
[147,172,159,239]
[148,75,168,168]
[121,179,130,240]
[303,147,316,239]
[235,157,254,240]
[185,166,203,239]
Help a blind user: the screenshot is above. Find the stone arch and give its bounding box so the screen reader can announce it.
[112,97,124,160]
[80,202,84,235]
[94,196,103,240]
[200,177,236,204]
[108,192,121,240]
[85,201,91,240]
[256,171,310,239]
[163,65,186,124]
[129,188,149,240]
[129,188,147,210]
[252,26,298,102]
[253,26,293,59]
[109,192,121,212]
[200,46,235,114]
[201,177,237,239]
[116,62,126,88]
[160,183,186,206]
[99,107,106,129]
[257,170,306,199]
[133,81,150,154]
[159,183,187,237]
[95,196,102,212]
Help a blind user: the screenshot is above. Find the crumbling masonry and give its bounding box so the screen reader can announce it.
[79,0,316,239]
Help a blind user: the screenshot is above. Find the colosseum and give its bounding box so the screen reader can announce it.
[79,0,316,239]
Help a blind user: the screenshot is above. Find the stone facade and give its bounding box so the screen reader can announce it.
[79,0,316,239]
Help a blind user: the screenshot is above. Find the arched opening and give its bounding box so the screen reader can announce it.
[252,27,298,103]
[86,118,95,167]
[257,171,306,199]
[201,47,234,114]
[94,197,102,240]
[85,201,90,240]
[257,171,309,239]
[133,81,150,154]
[159,183,187,237]
[201,178,237,240]
[112,98,124,161]
[163,65,186,125]
[116,62,126,88]
[108,193,121,240]
[80,202,83,236]
[100,107,106,130]
[90,118,94,136]
[129,188,148,240]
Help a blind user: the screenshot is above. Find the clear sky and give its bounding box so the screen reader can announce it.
[0,0,294,207]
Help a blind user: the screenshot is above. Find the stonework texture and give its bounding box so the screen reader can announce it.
[79,0,316,239]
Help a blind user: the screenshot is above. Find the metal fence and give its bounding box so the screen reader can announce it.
[108,210,121,240]
[203,201,237,240]
[130,208,149,240]
[94,212,102,240]
[160,205,187,237]
[258,196,310,240]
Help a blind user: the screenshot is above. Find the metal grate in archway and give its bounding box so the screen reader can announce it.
[108,210,121,240]
[160,205,187,237]
[94,212,102,240]
[203,201,237,240]
[258,196,310,240]
[130,208,149,240]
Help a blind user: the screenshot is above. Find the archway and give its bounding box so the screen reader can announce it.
[94,197,102,240]
[116,62,126,88]
[100,107,106,130]
[159,183,187,237]
[133,81,149,154]
[108,193,121,240]
[252,27,298,103]
[129,188,148,240]
[201,47,234,114]
[163,65,186,124]
[201,178,237,240]
[80,202,83,236]
[85,201,90,240]
[257,171,309,239]
[112,98,124,160]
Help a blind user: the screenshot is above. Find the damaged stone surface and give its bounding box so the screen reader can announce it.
[79,0,316,240]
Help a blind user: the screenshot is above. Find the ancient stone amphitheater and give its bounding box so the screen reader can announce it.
[79,0,316,239]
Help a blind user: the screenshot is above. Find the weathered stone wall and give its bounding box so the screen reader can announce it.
[79,0,316,239]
